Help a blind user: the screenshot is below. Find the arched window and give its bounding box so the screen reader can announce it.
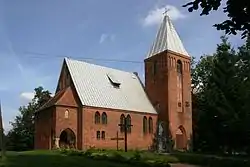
[95,112,100,124]
[143,116,148,134]
[96,131,100,140]
[148,117,153,133]
[120,114,125,133]
[101,131,105,140]
[177,60,182,74]
[101,112,107,124]
[64,109,69,119]
[126,115,131,133]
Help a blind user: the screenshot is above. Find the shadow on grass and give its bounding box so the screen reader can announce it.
[171,152,250,167]
[0,152,133,167]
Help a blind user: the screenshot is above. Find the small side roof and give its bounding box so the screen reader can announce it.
[65,58,157,114]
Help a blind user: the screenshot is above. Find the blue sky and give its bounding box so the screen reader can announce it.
[0,0,244,131]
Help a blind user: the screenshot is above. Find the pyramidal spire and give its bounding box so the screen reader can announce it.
[147,13,189,58]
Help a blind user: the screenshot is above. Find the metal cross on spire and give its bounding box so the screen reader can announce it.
[163,7,170,16]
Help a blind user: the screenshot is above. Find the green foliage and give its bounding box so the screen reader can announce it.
[58,149,249,167]
[110,152,128,163]
[1,151,138,167]
[83,148,95,157]
[6,86,51,151]
[192,36,250,154]
[58,149,173,167]
[183,0,250,38]
[130,150,141,161]
[61,148,84,156]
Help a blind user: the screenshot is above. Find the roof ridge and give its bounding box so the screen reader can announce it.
[65,57,137,76]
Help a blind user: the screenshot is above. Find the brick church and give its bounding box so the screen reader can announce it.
[35,14,192,151]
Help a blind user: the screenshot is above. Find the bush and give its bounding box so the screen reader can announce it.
[130,150,142,161]
[109,152,128,163]
[91,152,109,160]
[83,148,95,157]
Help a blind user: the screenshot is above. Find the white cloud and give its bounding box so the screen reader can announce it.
[142,5,186,27]
[99,33,116,44]
[99,34,108,44]
[20,92,35,101]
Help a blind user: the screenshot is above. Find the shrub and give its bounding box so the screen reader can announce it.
[109,152,128,163]
[130,150,142,161]
[83,148,95,157]
[91,152,109,160]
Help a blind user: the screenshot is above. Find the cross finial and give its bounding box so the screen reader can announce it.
[163,7,170,16]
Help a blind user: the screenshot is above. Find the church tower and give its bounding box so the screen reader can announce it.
[144,14,192,150]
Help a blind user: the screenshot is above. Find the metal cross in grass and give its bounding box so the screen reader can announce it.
[118,117,133,152]
[111,131,124,151]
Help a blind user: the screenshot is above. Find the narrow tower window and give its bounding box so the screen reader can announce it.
[152,61,157,75]
[177,60,182,74]
[177,60,183,112]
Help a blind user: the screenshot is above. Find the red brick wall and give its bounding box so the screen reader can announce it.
[144,50,192,149]
[53,86,81,148]
[35,85,81,150]
[54,106,78,139]
[34,107,54,149]
[82,106,158,150]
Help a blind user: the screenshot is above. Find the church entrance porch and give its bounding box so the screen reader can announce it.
[59,128,76,149]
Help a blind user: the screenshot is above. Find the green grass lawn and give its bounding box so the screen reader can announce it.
[1,150,249,167]
[0,151,134,167]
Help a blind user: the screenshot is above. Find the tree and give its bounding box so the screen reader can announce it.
[183,0,250,38]
[6,86,51,151]
[192,36,250,154]
[235,36,250,153]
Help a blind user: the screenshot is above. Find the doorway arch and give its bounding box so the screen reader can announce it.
[175,126,187,150]
[59,128,76,149]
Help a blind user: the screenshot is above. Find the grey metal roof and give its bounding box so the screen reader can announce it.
[147,15,189,58]
[65,58,157,114]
